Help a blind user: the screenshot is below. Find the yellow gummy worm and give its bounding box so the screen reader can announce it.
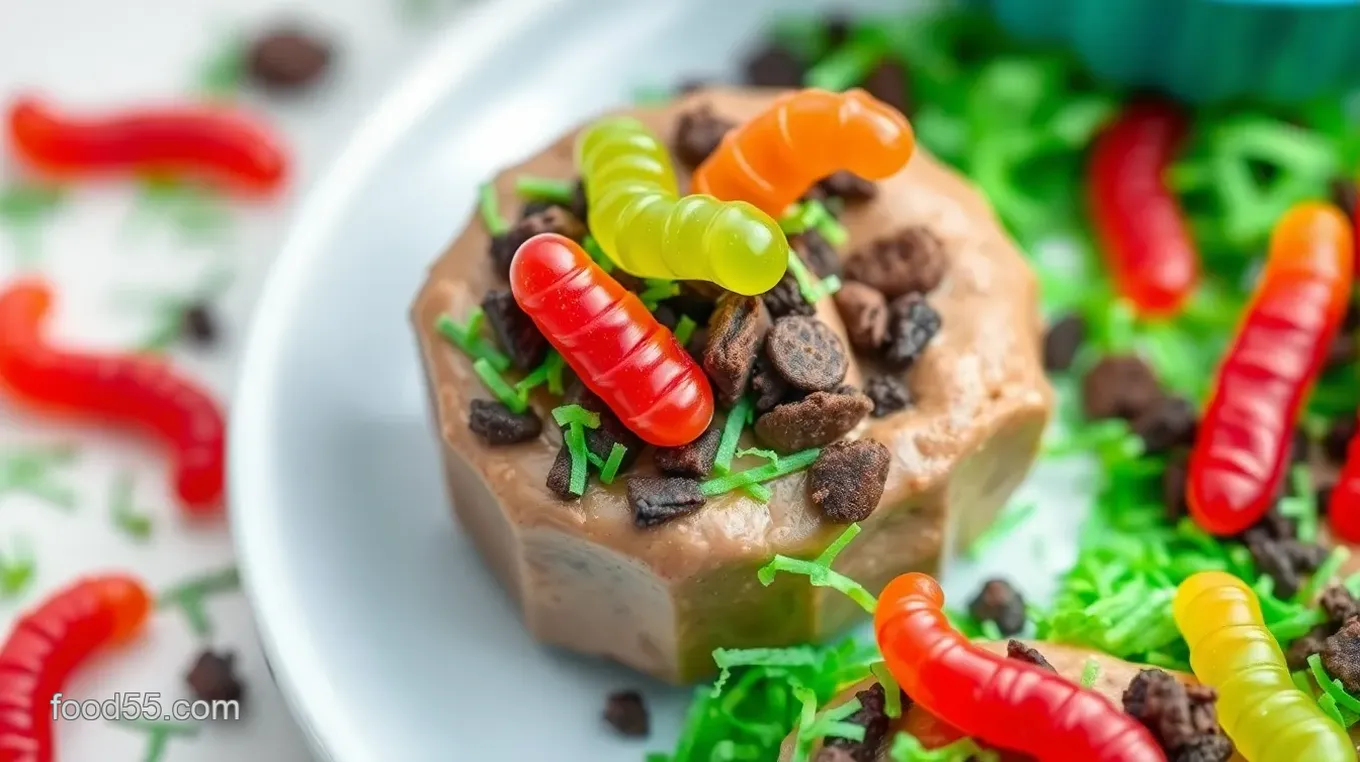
[1173,571,1355,762]
[575,116,788,296]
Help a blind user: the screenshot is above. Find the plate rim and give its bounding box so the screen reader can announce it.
[227,0,572,758]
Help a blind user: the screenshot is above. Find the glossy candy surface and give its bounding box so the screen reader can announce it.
[1089,102,1198,316]
[691,88,914,218]
[0,279,226,514]
[576,116,787,295]
[1187,203,1353,535]
[509,233,713,446]
[7,95,287,195]
[0,575,152,762]
[874,572,1165,762]
[1174,571,1354,762]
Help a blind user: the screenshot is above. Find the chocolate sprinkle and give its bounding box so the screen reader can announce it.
[673,104,735,168]
[1042,314,1085,372]
[809,440,890,523]
[603,690,650,738]
[844,227,946,299]
[246,26,334,94]
[482,289,548,371]
[766,316,849,392]
[702,294,771,405]
[654,427,722,479]
[468,399,542,446]
[628,476,706,528]
[754,389,873,453]
[967,579,1025,636]
[883,293,941,369]
[865,375,911,418]
[186,650,245,705]
[834,281,889,351]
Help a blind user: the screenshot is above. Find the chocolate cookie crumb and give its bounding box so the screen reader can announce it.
[565,384,643,470]
[865,375,911,418]
[751,354,792,413]
[1122,669,1232,762]
[181,302,219,346]
[603,690,649,737]
[883,293,941,369]
[754,389,873,452]
[1161,453,1190,521]
[1325,416,1357,464]
[844,227,946,299]
[468,399,542,446]
[793,230,842,279]
[490,206,587,277]
[968,579,1025,636]
[818,171,877,203]
[1332,177,1357,224]
[1327,332,1357,370]
[482,289,548,370]
[813,748,856,762]
[1081,354,1163,421]
[834,281,889,351]
[1242,518,1327,600]
[673,104,735,168]
[743,44,805,87]
[823,683,892,762]
[1321,584,1360,624]
[1287,624,1335,671]
[703,295,771,405]
[763,272,817,319]
[809,440,890,523]
[655,427,722,478]
[1042,314,1085,372]
[1323,618,1360,694]
[546,446,574,499]
[862,60,910,115]
[628,476,706,528]
[767,316,849,392]
[246,26,334,93]
[1132,396,1197,454]
[186,650,245,704]
[1006,640,1056,672]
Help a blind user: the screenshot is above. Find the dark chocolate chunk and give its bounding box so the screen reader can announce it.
[834,281,889,351]
[673,104,735,168]
[754,389,873,453]
[603,690,650,738]
[1244,530,1305,599]
[793,229,842,279]
[767,316,849,392]
[490,206,588,277]
[1323,617,1360,694]
[1332,177,1357,224]
[817,171,877,203]
[654,427,722,479]
[703,295,771,405]
[246,26,334,94]
[1081,354,1164,421]
[865,375,911,418]
[518,200,557,219]
[181,302,219,346]
[1122,669,1232,762]
[822,683,892,762]
[1161,453,1190,522]
[861,60,910,115]
[468,400,542,446]
[844,227,945,299]
[1005,640,1056,672]
[1321,584,1360,625]
[809,440,890,523]
[186,650,245,704]
[967,579,1025,636]
[1287,623,1335,671]
[628,476,706,528]
[1132,396,1197,454]
[883,293,941,369]
[546,445,575,499]
[742,44,805,87]
[1042,314,1085,372]
[763,272,817,319]
[751,354,792,414]
[481,289,548,371]
[1325,416,1357,464]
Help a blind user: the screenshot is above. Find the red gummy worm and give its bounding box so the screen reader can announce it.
[874,573,1166,762]
[509,233,714,447]
[1331,434,1360,542]
[7,95,287,195]
[0,278,226,514]
[0,574,152,762]
[1088,101,1198,317]
[1188,203,1353,536]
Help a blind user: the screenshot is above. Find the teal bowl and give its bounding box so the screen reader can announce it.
[976,0,1360,104]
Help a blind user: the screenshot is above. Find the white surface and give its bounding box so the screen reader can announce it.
[0,1,473,760]
[228,1,1087,761]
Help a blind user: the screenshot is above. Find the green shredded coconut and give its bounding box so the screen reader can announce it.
[639,278,681,310]
[553,404,601,496]
[1296,547,1349,605]
[787,249,827,305]
[792,695,864,762]
[478,182,510,236]
[889,731,999,762]
[159,566,240,639]
[0,537,35,599]
[109,471,154,541]
[673,315,697,346]
[713,398,754,476]
[583,235,615,273]
[552,404,601,429]
[758,522,877,613]
[0,181,64,264]
[0,444,78,511]
[473,358,527,413]
[514,175,576,205]
[702,447,820,497]
[978,620,1003,641]
[435,310,513,372]
[515,351,566,398]
[194,35,246,98]
[869,662,903,718]
[599,443,628,484]
[1307,653,1360,726]
[1078,657,1101,688]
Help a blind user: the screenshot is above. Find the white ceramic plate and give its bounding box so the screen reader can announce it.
[229,1,1088,759]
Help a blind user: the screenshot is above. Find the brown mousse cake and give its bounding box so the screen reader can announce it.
[409,86,1052,683]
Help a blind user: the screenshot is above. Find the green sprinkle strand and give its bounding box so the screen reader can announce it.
[701,447,821,497]
[109,471,154,541]
[673,315,697,346]
[640,279,681,310]
[0,537,36,600]
[435,310,513,372]
[757,521,876,613]
[158,566,240,640]
[478,182,510,236]
[713,398,754,476]
[889,731,999,762]
[514,175,576,205]
[786,249,827,305]
[805,32,889,91]
[195,35,246,98]
[583,235,615,273]
[0,444,79,511]
[553,404,601,496]
[1079,657,1101,688]
[473,358,527,413]
[599,443,628,484]
[869,662,903,718]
